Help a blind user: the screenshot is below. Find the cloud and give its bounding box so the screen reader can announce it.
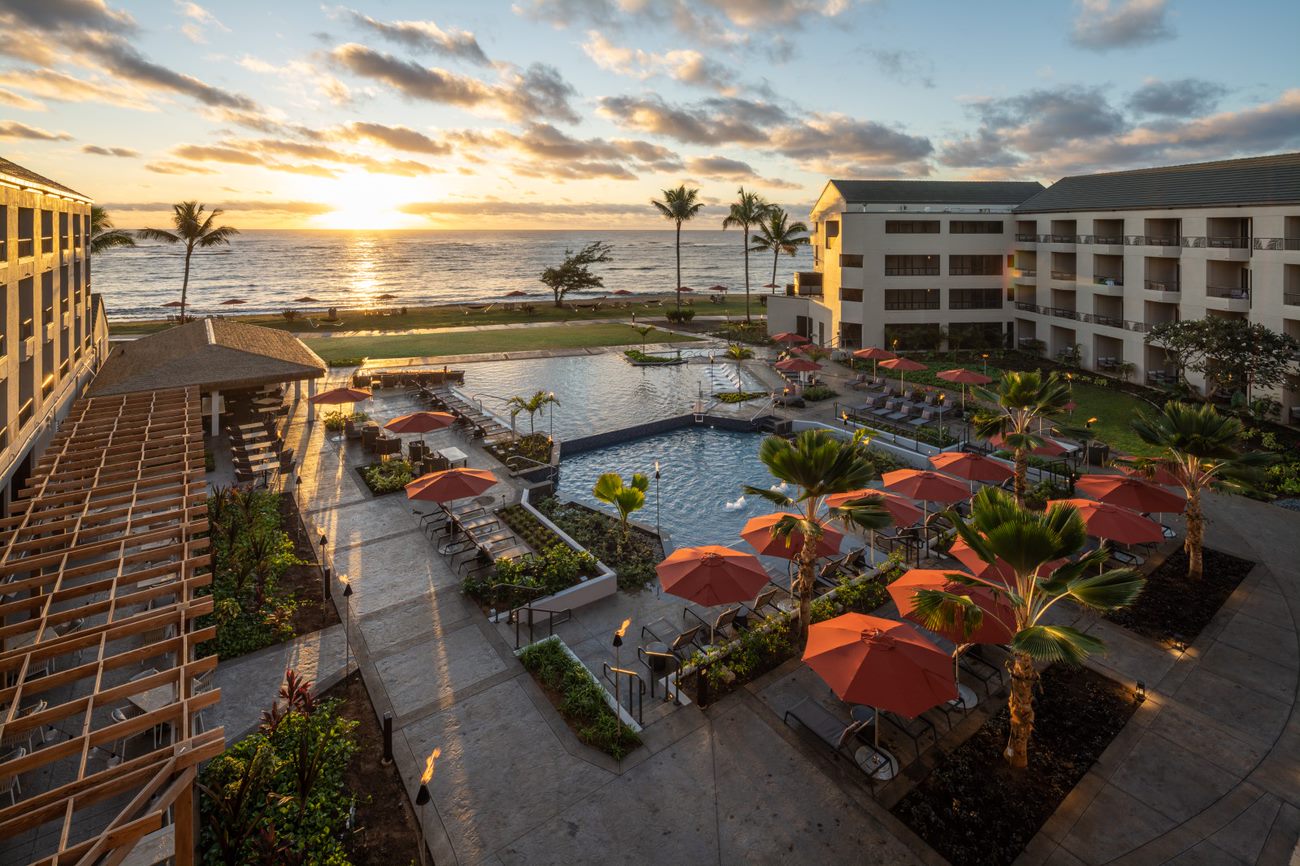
[82,144,138,157]
[582,31,739,93]
[867,48,935,89]
[0,87,43,111]
[2,0,134,34]
[1070,0,1174,51]
[597,94,785,145]
[176,1,228,44]
[0,68,147,109]
[171,137,437,177]
[515,0,855,30]
[145,161,218,175]
[333,122,451,155]
[330,43,578,122]
[442,122,684,180]
[74,31,258,109]
[346,10,490,65]
[104,199,334,215]
[0,120,71,140]
[237,56,356,106]
[683,155,797,188]
[1128,78,1227,117]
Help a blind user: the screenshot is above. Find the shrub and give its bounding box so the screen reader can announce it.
[518,637,641,759]
[462,543,597,608]
[664,308,696,324]
[715,391,768,404]
[535,498,661,591]
[359,460,414,495]
[486,433,553,469]
[801,384,837,402]
[326,357,364,368]
[322,410,367,431]
[281,309,299,322]
[624,349,681,365]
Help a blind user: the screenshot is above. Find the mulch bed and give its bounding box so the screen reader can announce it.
[1105,547,1255,645]
[323,671,427,865]
[279,493,341,636]
[893,665,1138,866]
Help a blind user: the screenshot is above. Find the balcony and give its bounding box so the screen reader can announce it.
[1049,270,1077,281]
[1184,236,1252,260]
[1013,302,1151,332]
[1015,233,1038,243]
[1127,235,1182,252]
[788,272,823,298]
[18,399,33,428]
[1011,268,1037,282]
[1254,237,1300,252]
[1144,279,1181,302]
[1284,292,1300,307]
[17,238,34,258]
[1205,284,1251,312]
[1092,276,1125,296]
[840,287,863,302]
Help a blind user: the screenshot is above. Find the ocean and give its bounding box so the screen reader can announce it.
[91,229,813,320]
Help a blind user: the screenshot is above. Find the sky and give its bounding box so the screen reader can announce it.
[0,0,1297,230]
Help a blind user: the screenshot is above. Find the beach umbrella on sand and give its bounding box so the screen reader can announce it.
[741,513,843,560]
[376,292,398,300]
[406,468,499,552]
[936,368,992,409]
[852,347,896,378]
[879,356,926,391]
[295,295,319,303]
[504,290,528,297]
[928,451,1014,492]
[657,545,770,608]
[1047,498,1165,546]
[708,284,729,292]
[772,332,810,346]
[763,282,780,291]
[220,298,245,305]
[613,289,634,295]
[162,300,184,308]
[677,286,694,293]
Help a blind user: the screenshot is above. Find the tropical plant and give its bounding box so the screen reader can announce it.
[911,487,1144,768]
[749,206,808,295]
[743,429,893,641]
[725,343,753,392]
[722,187,772,323]
[635,324,655,348]
[1127,401,1272,580]
[1147,318,1300,400]
[971,371,1072,504]
[89,205,135,254]
[506,390,559,436]
[137,202,238,321]
[592,471,649,545]
[539,240,612,308]
[651,184,705,311]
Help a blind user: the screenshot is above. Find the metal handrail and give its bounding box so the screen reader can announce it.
[512,604,570,649]
[637,647,682,705]
[603,663,645,725]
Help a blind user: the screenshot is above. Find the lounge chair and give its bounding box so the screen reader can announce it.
[909,408,936,427]
[684,606,740,645]
[783,698,887,782]
[880,710,938,758]
[737,586,782,624]
[640,622,704,660]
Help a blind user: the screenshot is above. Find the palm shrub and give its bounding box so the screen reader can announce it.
[506,390,559,436]
[592,471,649,546]
[743,430,893,642]
[911,487,1144,768]
[1128,401,1272,580]
[971,371,1072,504]
[138,202,238,320]
[89,206,135,254]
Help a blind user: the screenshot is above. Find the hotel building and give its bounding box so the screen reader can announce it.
[768,153,1300,422]
[0,157,109,503]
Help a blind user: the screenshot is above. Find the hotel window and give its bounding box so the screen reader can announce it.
[17,208,34,258]
[949,254,1003,276]
[840,287,863,302]
[840,254,864,268]
[949,289,1004,309]
[949,220,1003,234]
[40,210,53,254]
[0,205,6,260]
[824,220,839,250]
[886,220,940,234]
[884,255,940,276]
[59,212,69,250]
[884,289,940,310]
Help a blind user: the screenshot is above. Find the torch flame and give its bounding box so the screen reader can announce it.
[339,573,350,586]
[615,618,631,639]
[421,748,441,784]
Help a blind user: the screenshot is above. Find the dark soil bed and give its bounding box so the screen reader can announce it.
[893,664,1138,866]
[1105,547,1254,645]
[535,498,664,591]
[280,494,341,636]
[323,671,427,865]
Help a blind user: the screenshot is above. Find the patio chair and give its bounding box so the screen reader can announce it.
[782,698,886,782]
[909,408,936,427]
[0,747,25,806]
[0,701,49,753]
[640,622,704,661]
[959,649,1004,695]
[737,586,782,625]
[881,710,939,758]
[683,606,740,646]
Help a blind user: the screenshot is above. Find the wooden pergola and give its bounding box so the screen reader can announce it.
[0,387,223,865]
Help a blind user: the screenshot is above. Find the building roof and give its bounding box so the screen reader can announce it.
[828,179,1045,206]
[0,155,89,200]
[1014,152,1300,213]
[92,318,327,395]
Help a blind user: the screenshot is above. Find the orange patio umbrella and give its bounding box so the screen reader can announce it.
[1119,461,1182,487]
[771,332,810,345]
[656,545,770,607]
[888,568,1017,647]
[882,468,970,524]
[775,357,822,375]
[936,368,992,409]
[1047,498,1164,546]
[879,356,926,390]
[928,451,1014,491]
[309,386,372,405]
[385,411,457,435]
[740,513,843,560]
[825,490,923,527]
[1075,474,1185,514]
[852,346,896,377]
[406,467,499,551]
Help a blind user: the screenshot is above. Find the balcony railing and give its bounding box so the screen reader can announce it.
[1144,279,1180,292]
[1126,235,1180,247]
[1093,276,1124,286]
[1015,233,1038,242]
[17,238,33,258]
[1205,284,1251,302]
[1284,293,1300,306]
[1050,270,1077,280]
[883,267,941,276]
[785,286,823,297]
[1182,236,1250,249]
[1013,302,1151,332]
[1254,237,1300,251]
[18,399,33,428]
[1084,235,1124,245]
[1039,234,1079,243]
[1013,268,1037,277]
[19,318,33,341]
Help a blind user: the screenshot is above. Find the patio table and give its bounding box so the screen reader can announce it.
[437,447,468,468]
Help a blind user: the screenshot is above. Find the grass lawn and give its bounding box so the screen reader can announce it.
[305,323,698,363]
[109,295,763,336]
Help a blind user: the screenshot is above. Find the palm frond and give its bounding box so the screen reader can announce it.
[741,484,793,508]
[911,589,985,641]
[1065,567,1145,612]
[1012,625,1104,666]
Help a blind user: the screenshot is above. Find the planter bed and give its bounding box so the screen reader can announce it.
[280,493,340,636]
[715,391,768,404]
[519,636,642,759]
[1105,547,1254,645]
[355,459,415,497]
[485,433,553,470]
[892,664,1139,866]
[534,498,663,591]
[624,349,685,366]
[498,503,567,553]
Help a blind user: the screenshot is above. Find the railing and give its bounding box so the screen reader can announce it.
[603,663,644,726]
[1182,236,1250,249]
[1015,233,1037,242]
[1013,302,1151,332]
[19,318,33,341]
[512,605,571,649]
[17,238,33,258]
[1093,276,1124,286]
[1085,235,1124,245]
[1044,234,1079,243]
[883,267,940,276]
[1126,235,1180,247]
[1284,293,1300,306]
[18,399,33,428]
[1253,237,1300,251]
[1144,279,1180,292]
[1049,270,1077,281]
[1205,284,1251,303]
[786,285,823,297]
[39,234,52,253]
[637,647,682,705]
[1013,268,1037,277]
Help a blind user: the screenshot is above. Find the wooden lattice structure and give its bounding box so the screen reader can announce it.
[0,387,223,865]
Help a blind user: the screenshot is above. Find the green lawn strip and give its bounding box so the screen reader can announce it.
[304,323,698,363]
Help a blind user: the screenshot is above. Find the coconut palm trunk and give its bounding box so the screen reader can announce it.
[675,220,682,311]
[793,501,820,639]
[181,245,194,321]
[742,226,752,322]
[1184,489,1204,580]
[1013,447,1028,504]
[1005,651,1037,768]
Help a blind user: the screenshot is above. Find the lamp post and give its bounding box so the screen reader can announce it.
[653,460,661,544]
[612,619,630,749]
[415,747,439,866]
[318,531,330,600]
[341,576,353,675]
[548,392,555,440]
[936,393,947,441]
[981,353,989,376]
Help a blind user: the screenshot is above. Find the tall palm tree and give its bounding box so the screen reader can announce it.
[89,206,135,254]
[972,371,1072,504]
[506,390,560,436]
[592,472,649,546]
[137,202,238,321]
[1128,401,1272,580]
[744,429,893,641]
[749,207,808,295]
[725,343,753,394]
[912,487,1144,769]
[722,187,772,323]
[650,185,704,312]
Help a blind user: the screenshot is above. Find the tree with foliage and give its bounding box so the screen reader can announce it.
[89,206,135,254]
[743,430,893,641]
[722,187,772,323]
[506,390,559,436]
[138,202,238,321]
[912,488,1144,769]
[651,185,704,311]
[972,371,1072,504]
[749,207,808,295]
[592,472,649,546]
[1147,318,1299,400]
[1128,401,1272,580]
[539,241,612,308]
[635,325,655,349]
[724,343,753,393]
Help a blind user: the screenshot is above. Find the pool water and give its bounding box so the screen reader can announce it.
[455,351,769,441]
[556,426,784,552]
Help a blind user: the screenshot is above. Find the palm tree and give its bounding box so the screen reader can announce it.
[749,207,808,295]
[137,202,238,321]
[651,185,704,312]
[725,343,753,394]
[972,371,1072,504]
[89,206,135,254]
[592,472,649,545]
[1128,401,1272,580]
[744,429,893,641]
[722,187,772,323]
[912,487,1144,768]
[635,325,655,349]
[506,390,560,437]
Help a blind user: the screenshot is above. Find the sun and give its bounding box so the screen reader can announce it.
[307,169,431,230]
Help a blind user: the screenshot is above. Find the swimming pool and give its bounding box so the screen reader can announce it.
[456,351,770,440]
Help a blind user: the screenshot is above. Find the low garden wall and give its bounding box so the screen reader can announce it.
[499,488,618,615]
[517,634,643,734]
[792,419,960,468]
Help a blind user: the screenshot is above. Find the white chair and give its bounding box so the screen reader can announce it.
[0,747,25,806]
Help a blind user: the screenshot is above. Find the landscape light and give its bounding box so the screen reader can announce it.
[1135,681,1146,703]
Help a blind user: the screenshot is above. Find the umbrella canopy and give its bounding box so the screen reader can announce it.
[852,347,896,361]
[775,357,822,373]
[1119,462,1182,487]
[162,301,184,308]
[740,513,843,560]
[762,282,779,289]
[936,369,992,386]
[824,490,923,527]
[988,432,1069,458]
[505,290,528,297]
[879,357,926,373]
[384,411,457,435]
[1075,474,1185,513]
[1048,498,1165,545]
[771,332,811,345]
[948,537,1068,586]
[708,284,729,291]
[677,286,694,292]
[881,469,971,505]
[405,468,498,503]
[308,386,372,405]
[888,569,1017,645]
[294,295,319,303]
[377,292,398,300]
[803,614,957,715]
[220,298,245,305]
[928,451,1014,485]
[613,289,634,295]
[656,545,770,607]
